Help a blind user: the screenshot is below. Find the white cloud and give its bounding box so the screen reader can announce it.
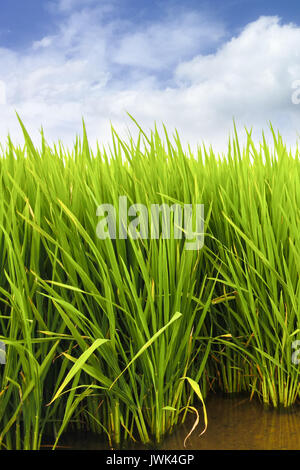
[113,11,225,70]
[0,80,6,105]
[0,9,300,155]
[52,0,101,13]
[171,16,300,150]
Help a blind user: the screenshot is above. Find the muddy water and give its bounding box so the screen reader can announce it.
[161,394,300,450]
[60,394,300,450]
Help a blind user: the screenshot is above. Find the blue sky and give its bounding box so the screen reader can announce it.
[1,0,300,50]
[0,0,300,152]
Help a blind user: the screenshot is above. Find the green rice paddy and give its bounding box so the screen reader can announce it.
[0,116,299,449]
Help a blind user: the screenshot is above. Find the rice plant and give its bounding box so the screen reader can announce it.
[0,116,299,450]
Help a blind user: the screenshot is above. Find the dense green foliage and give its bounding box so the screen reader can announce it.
[0,116,299,449]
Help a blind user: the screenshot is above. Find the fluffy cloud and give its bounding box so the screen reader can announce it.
[0,6,299,155]
[113,11,225,71]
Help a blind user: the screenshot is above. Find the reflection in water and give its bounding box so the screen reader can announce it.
[162,395,300,450]
[59,394,300,450]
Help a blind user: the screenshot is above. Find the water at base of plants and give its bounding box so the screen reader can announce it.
[54,394,300,451]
